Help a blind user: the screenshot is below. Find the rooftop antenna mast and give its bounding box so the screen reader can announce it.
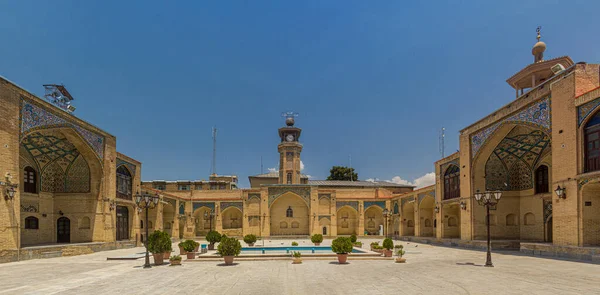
[260,156,263,174]
[211,126,217,176]
[439,127,446,158]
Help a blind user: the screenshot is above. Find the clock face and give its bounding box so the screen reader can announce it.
[286,134,294,142]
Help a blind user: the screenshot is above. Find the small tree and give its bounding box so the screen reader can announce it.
[206,231,222,246]
[311,234,323,244]
[217,236,242,257]
[331,237,353,254]
[350,234,357,243]
[148,230,171,254]
[382,238,394,250]
[326,166,358,181]
[243,234,257,245]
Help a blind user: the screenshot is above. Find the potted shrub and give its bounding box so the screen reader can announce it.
[373,245,384,254]
[370,242,379,251]
[217,236,242,265]
[292,241,298,246]
[178,240,190,255]
[331,237,353,264]
[395,245,406,263]
[354,241,362,248]
[292,251,302,264]
[169,255,182,266]
[311,234,323,246]
[162,234,173,259]
[148,230,170,265]
[350,234,357,243]
[382,238,394,257]
[206,230,222,250]
[183,241,196,259]
[243,234,257,246]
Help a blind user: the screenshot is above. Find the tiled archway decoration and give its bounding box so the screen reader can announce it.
[192,202,215,212]
[578,96,600,126]
[418,191,435,204]
[20,100,105,161]
[471,97,550,159]
[116,158,136,174]
[336,201,358,212]
[221,202,243,211]
[364,201,386,211]
[268,187,311,207]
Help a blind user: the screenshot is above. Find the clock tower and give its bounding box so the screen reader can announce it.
[278,114,303,184]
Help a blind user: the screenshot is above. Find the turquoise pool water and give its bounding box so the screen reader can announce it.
[240,246,365,254]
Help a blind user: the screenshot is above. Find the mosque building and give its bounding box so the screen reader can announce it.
[1,30,600,262]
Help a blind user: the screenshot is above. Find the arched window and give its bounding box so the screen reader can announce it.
[447,217,457,227]
[79,217,91,229]
[506,214,517,226]
[286,206,293,217]
[279,221,288,229]
[424,219,432,227]
[23,166,37,193]
[535,165,549,194]
[291,221,299,228]
[286,173,292,184]
[524,213,536,225]
[444,165,460,199]
[116,166,132,200]
[585,112,600,172]
[393,203,399,214]
[407,220,414,227]
[25,216,39,229]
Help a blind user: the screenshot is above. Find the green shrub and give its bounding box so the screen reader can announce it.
[217,236,242,257]
[353,242,362,247]
[382,238,394,250]
[396,249,405,257]
[394,244,404,249]
[206,231,222,245]
[148,230,171,254]
[370,241,379,246]
[169,255,182,261]
[331,237,353,254]
[243,234,257,245]
[350,234,357,243]
[182,240,195,252]
[179,239,196,249]
[311,234,323,243]
[292,241,298,246]
[292,251,301,258]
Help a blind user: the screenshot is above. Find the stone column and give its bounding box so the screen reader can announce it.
[261,189,270,237]
[358,201,365,236]
[330,195,337,237]
[215,202,223,233]
[172,199,180,239]
[414,199,421,237]
[183,202,194,239]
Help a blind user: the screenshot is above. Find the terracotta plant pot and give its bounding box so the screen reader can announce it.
[208,244,215,250]
[187,252,196,259]
[163,252,171,259]
[292,258,302,264]
[314,243,321,246]
[248,243,254,247]
[170,259,182,266]
[179,246,187,255]
[194,245,199,252]
[395,257,406,263]
[336,253,348,264]
[223,256,234,265]
[383,249,393,257]
[153,253,164,265]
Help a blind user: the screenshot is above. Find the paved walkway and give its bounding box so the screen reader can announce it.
[0,238,599,295]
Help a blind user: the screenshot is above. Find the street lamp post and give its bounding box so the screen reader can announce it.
[473,190,502,267]
[382,208,389,238]
[135,191,160,269]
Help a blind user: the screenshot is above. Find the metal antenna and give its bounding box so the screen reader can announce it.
[260,156,263,174]
[211,126,217,175]
[439,127,446,158]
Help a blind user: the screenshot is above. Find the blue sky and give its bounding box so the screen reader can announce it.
[1,1,599,188]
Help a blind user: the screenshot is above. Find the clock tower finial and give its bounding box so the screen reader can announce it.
[278,112,303,184]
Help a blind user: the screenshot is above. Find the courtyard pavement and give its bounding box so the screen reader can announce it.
[0,238,599,295]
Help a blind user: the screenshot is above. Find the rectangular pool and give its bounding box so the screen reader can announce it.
[240,246,365,254]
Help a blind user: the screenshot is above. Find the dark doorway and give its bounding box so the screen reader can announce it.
[116,206,129,241]
[322,226,327,235]
[546,216,553,242]
[57,217,70,243]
